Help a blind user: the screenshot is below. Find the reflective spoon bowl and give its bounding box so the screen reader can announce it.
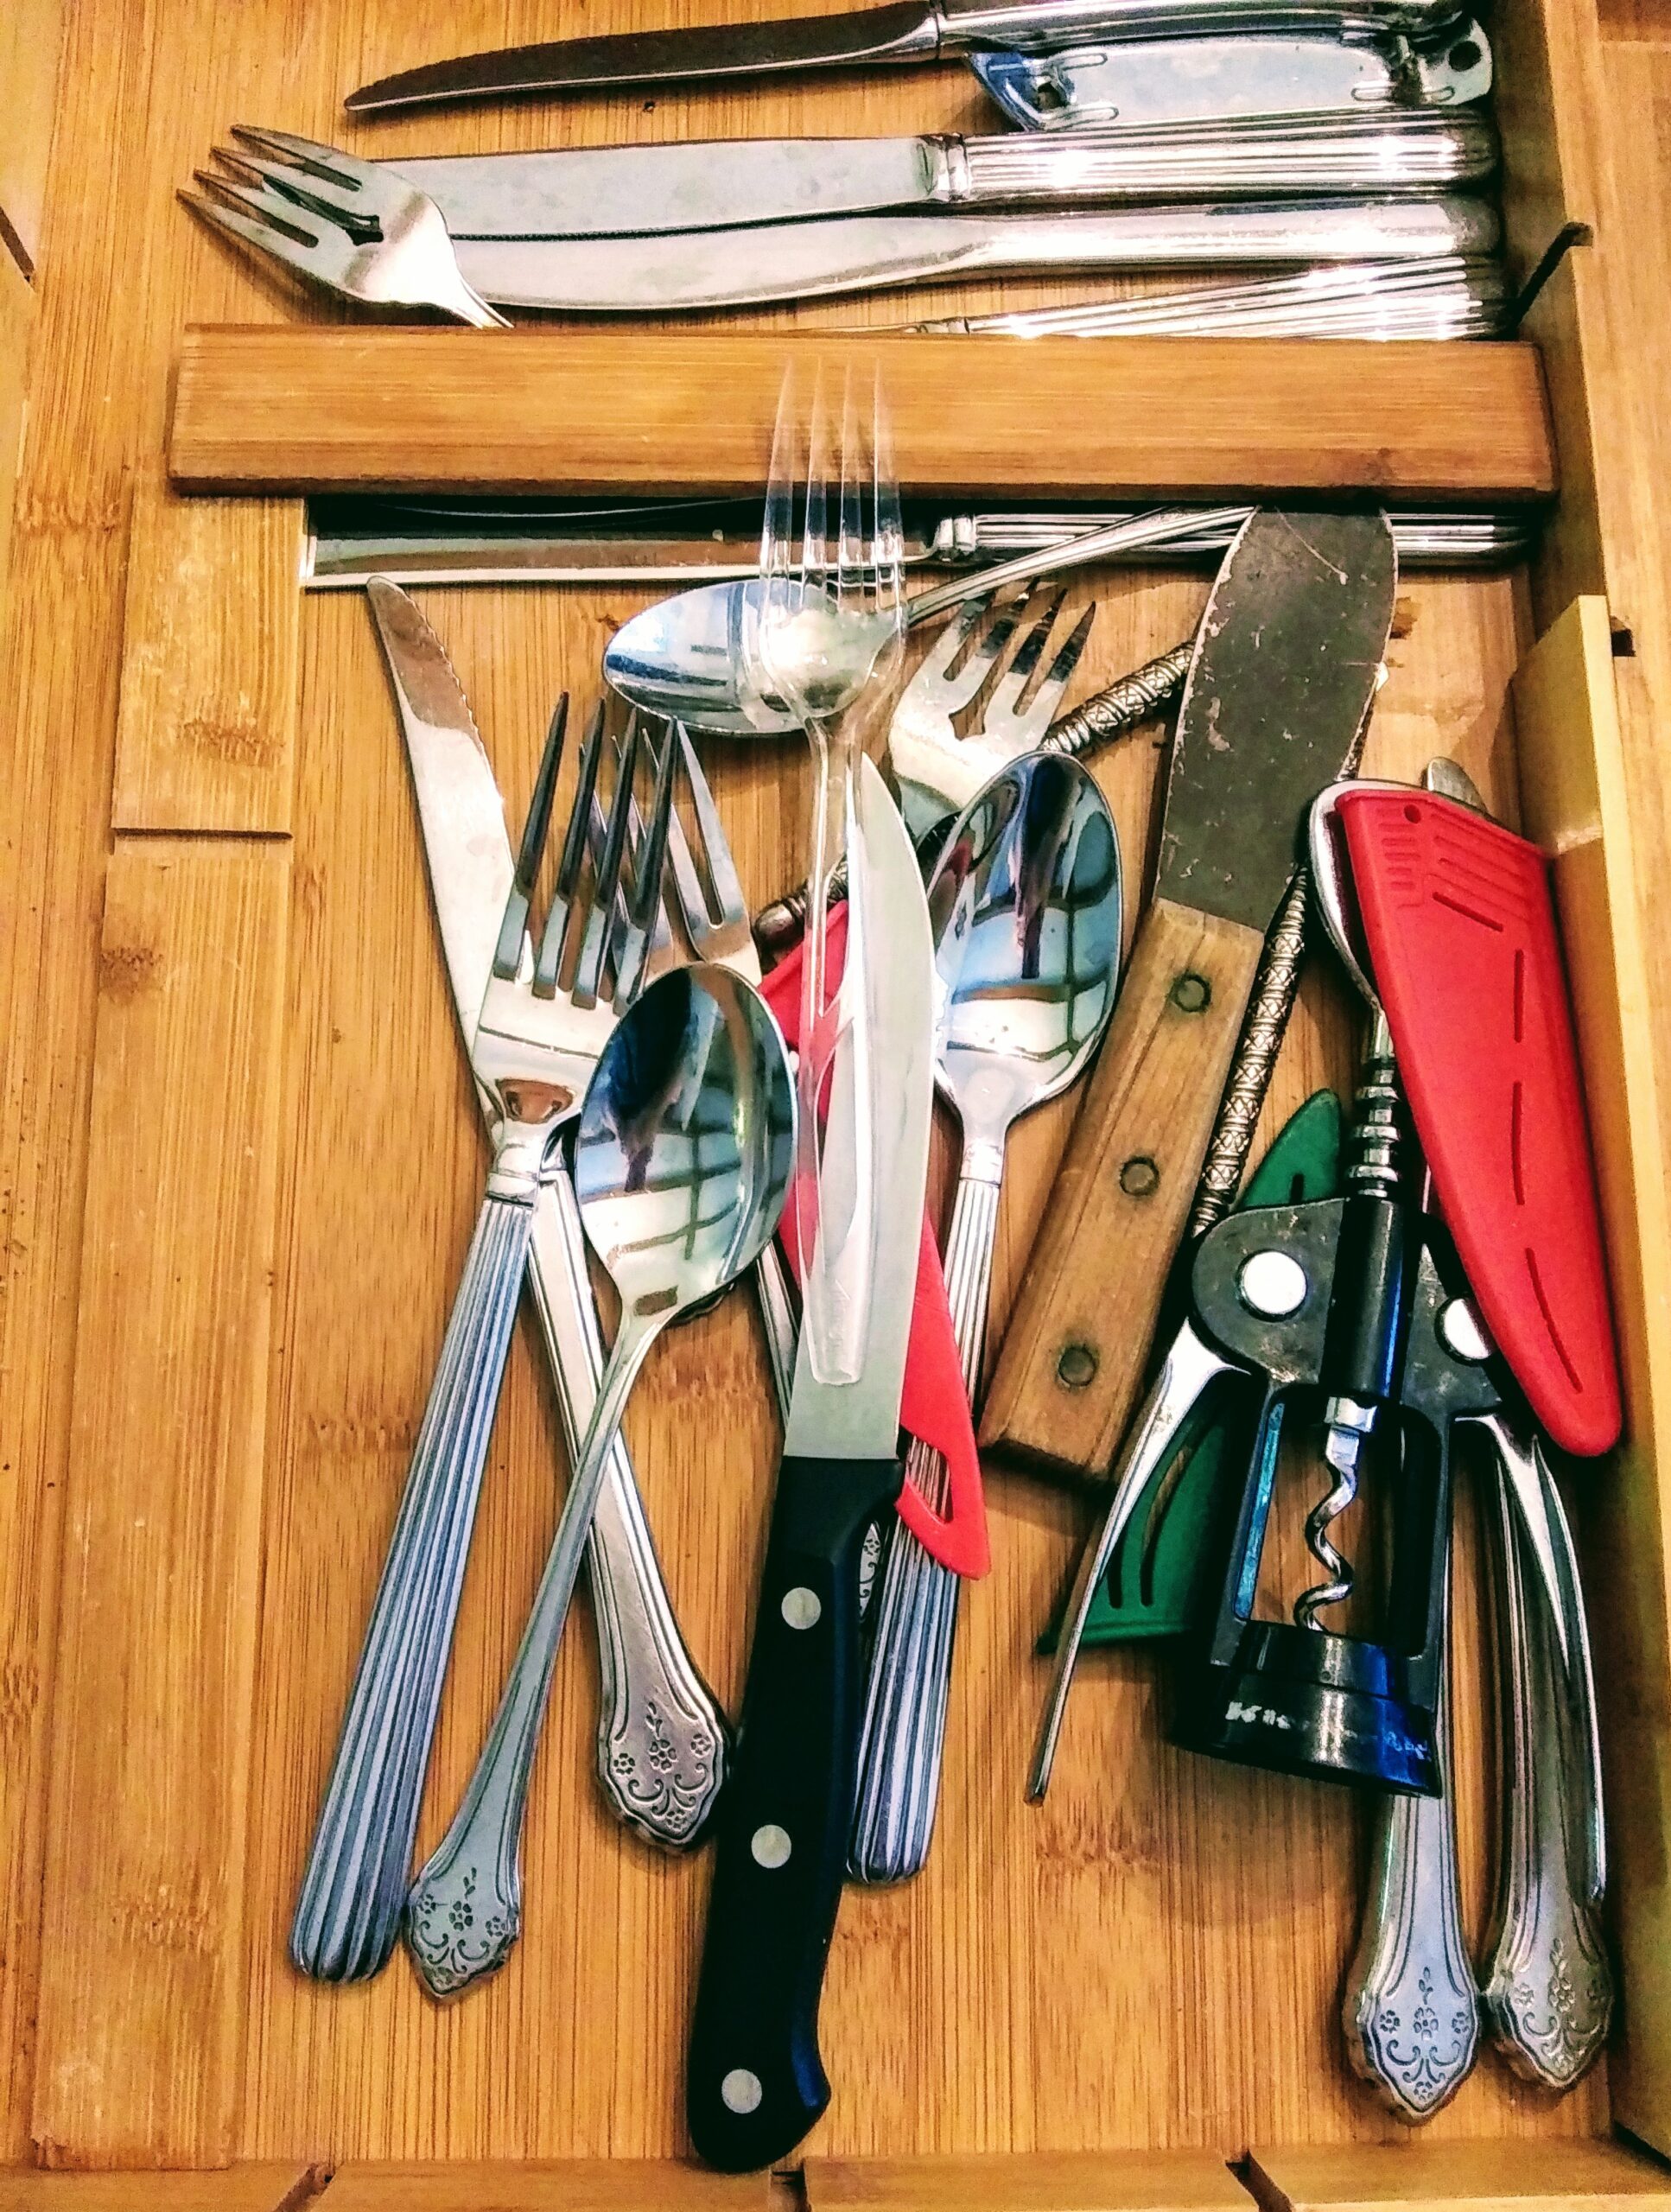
[404,963,796,1999]
[850,751,1124,1884]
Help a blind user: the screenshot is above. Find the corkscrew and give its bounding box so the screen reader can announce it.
[1033,779,1441,1797]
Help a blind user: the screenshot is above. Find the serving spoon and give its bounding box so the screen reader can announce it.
[405,963,795,1999]
[849,752,1123,1881]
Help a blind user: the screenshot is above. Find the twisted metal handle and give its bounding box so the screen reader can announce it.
[849,1156,1003,1882]
[291,1179,534,1982]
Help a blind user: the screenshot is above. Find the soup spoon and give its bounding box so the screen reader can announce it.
[405,963,795,1998]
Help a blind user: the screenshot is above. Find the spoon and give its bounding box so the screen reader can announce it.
[404,963,795,1999]
[848,753,1123,1883]
[602,507,1252,737]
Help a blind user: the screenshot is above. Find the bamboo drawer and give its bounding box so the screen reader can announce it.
[6,0,1671,2206]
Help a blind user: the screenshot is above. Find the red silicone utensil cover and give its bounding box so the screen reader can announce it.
[760,906,989,1579]
[1337,786,1620,1456]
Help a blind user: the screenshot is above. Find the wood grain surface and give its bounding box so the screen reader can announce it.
[0,0,1661,2185]
[164,329,1558,504]
[34,840,292,2167]
[0,2171,320,2212]
[111,475,307,834]
[1244,2139,1671,2211]
[803,2152,1253,2211]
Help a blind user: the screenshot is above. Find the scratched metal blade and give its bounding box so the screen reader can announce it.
[1158,508,1399,932]
[365,575,513,1046]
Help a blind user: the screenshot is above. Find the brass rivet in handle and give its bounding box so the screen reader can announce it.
[1057,1344,1098,1389]
[1120,1155,1160,1198]
[1169,971,1211,1014]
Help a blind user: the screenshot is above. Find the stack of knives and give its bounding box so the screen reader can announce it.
[191,0,1513,327]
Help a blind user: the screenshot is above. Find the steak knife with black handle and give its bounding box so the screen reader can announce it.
[686,757,936,2172]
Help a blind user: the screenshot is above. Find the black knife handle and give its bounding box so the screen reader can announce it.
[687,1452,903,2172]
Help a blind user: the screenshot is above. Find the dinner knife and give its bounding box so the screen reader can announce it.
[390,115,1496,241]
[364,579,728,1850]
[346,0,1471,114]
[981,508,1399,1481]
[448,196,1501,313]
[686,756,935,2174]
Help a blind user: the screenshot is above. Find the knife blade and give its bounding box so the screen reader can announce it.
[981,509,1398,1480]
[448,196,1501,312]
[686,756,935,2174]
[346,0,1470,114]
[365,578,729,1850]
[390,115,1496,240]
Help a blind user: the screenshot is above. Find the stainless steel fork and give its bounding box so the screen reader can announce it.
[889,583,1093,843]
[182,125,506,327]
[291,706,675,1984]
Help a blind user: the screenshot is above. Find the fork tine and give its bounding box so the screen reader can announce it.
[982,584,1068,716]
[219,144,372,226]
[677,728,747,931]
[836,365,864,620]
[574,714,643,1007]
[231,124,373,187]
[179,185,321,273]
[495,695,567,982]
[614,726,679,1007]
[872,362,904,628]
[802,369,829,600]
[1034,601,1096,723]
[659,727,714,945]
[535,699,605,998]
[191,169,321,250]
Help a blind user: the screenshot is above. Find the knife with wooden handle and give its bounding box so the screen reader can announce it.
[981,508,1398,1480]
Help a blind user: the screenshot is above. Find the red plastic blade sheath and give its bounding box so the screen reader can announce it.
[1337,787,1621,1457]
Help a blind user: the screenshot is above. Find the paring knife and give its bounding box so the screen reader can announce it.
[389,115,1496,240]
[346,0,1471,114]
[447,197,1501,313]
[981,508,1398,1481]
[686,757,936,2174]
[364,580,728,1851]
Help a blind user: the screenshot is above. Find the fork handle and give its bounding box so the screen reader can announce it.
[290,1179,534,1983]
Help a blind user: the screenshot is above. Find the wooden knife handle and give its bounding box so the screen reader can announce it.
[980,894,1267,1479]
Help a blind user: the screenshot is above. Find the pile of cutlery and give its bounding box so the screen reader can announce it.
[187,0,1624,2165]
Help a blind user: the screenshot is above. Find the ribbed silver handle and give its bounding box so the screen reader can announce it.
[940,0,1467,46]
[956,116,1496,206]
[530,1168,727,1847]
[850,1154,1003,1882]
[291,1179,534,1983]
[1482,1455,1613,2088]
